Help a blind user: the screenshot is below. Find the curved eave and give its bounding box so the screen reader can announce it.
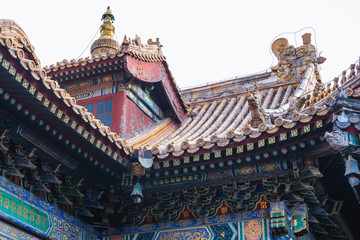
[153,107,331,160]
[149,113,335,177]
[45,52,125,81]
[126,118,180,149]
[0,25,132,172]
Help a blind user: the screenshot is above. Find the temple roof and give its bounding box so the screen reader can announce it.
[126,34,337,160]
[4,15,357,165]
[2,14,360,236]
[44,8,187,123]
[0,19,132,168]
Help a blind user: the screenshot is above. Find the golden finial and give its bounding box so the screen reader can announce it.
[104,6,113,16]
[100,6,115,39]
[90,6,120,58]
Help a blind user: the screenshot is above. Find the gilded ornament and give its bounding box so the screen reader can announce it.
[90,7,120,58]
[271,33,319,83]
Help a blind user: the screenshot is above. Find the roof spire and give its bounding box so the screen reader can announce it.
[90,6,120,58]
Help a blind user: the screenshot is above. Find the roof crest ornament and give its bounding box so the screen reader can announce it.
[90,6,120,58]
[246,84,268,128]
[271,33,324,84]
[121,34,165,61]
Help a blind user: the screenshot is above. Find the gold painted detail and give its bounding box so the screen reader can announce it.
[43,98,50,107]
[63,115,70,124]
[22,79,29,89]
[36,92,43,101]
[163,161,170,168]
[316,120,323,128]
[247,143,254,151]
[15,73,22,82]
[279,133,287,141]
[303,124,311,133]
[291,129,298,137]
[173,159,180,166]
[226,148,233,156]
[258,139,265,148]
[237,146,244,153]
[56,110,63,119]
[29,85,36,95]
[50,104,57,113]
[132,162,145,177]
[107,149,112,156]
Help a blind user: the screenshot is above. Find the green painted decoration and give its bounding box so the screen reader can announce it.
[0,188,50,233]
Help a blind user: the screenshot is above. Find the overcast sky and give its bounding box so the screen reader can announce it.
[1,1,360,88]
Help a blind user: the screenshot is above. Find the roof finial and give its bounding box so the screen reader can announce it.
[90,6,120,58]
[102,6,115,23]
[100,6,115,39]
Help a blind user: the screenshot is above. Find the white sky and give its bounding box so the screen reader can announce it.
[1,1,360,89]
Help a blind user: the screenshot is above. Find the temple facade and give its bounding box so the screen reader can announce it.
[0,7,359,240]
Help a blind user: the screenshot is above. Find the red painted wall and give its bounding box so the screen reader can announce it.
[116,90,156,139]
[78,91,156,139]
[124,55,187,122]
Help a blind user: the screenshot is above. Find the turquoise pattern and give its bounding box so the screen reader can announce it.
[100,220,273,240]
[0,176,97,239]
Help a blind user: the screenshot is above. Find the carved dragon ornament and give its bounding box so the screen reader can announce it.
[271,33,325,84]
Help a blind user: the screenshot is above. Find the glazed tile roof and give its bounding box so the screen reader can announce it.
[130,69,328,159]
[3,18,358,165]
[44,35,187,122]
[0,19,131,167]
[127,34,360,160]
